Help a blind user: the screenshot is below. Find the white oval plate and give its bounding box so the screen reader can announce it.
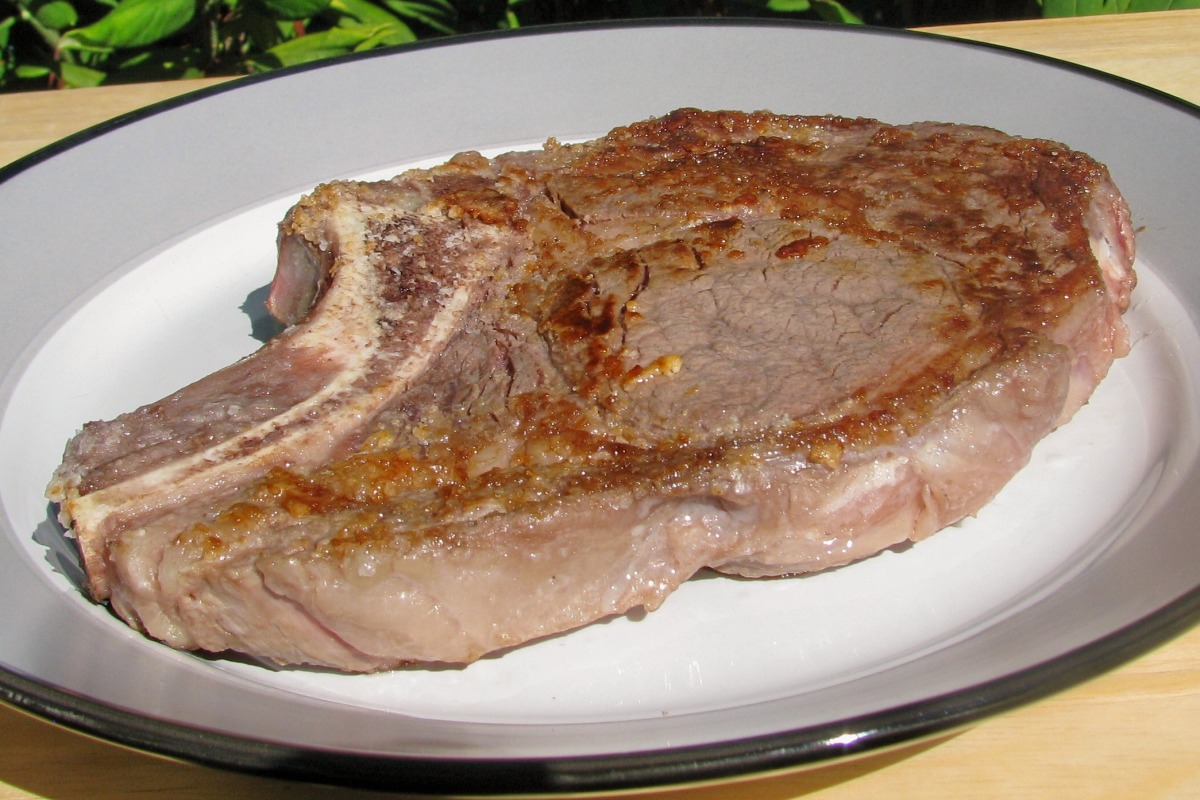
[2,20,1200,795]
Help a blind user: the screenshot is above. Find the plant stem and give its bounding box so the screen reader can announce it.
[13,0,61,49]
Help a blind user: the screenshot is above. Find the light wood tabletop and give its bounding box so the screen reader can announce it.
[1,10,1199,800]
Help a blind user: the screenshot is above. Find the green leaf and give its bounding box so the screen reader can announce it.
[811,0,861,21]
[265,20,416,66]
[15,64,53,78]
[385,0,455,15]
[59,59,106,86]
[1044,0,1200,10]
[1041,0,1128,16]
[1127,0,1200,8]
[64,0,194,50]
[329,0,400,24]
[380,0,456,32]
[259,0,332,20]
[259,23,377,66]
[0,16,12,84]
[353,20,415,48]
[34,0,79,30]
[765,0,812,11]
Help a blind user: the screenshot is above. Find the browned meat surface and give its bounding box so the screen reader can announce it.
[47,109,1136,671]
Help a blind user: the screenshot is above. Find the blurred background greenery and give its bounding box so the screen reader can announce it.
[1,0,1196,90]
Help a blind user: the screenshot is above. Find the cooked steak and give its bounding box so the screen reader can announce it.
[47,109,1135,671]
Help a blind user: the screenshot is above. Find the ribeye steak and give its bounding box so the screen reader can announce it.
[48,109,1136,671]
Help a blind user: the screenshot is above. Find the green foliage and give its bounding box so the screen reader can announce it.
[0,0,1194,90]
[261,0,332,18]
[65,0,195,49]
[0,0,460,88]
[0,0,875,88]
[764,0,861,22]
[1041,0,1199,14]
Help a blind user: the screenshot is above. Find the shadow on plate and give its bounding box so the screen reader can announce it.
[242,283,285,343]
[32,505,87,594]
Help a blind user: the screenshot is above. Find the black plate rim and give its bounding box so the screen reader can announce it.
[3,584,1198,795]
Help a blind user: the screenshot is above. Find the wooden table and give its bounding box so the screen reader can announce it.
[2,10,1199,799]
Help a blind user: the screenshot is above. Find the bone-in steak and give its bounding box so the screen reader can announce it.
[48,109,1135,671]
